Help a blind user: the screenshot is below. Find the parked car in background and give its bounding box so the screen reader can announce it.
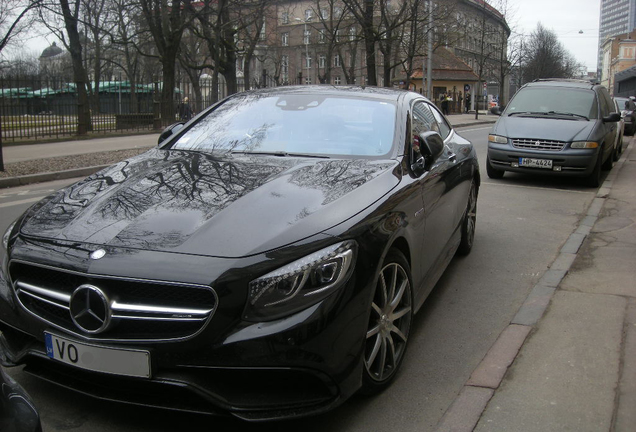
[0,86,479,421]
[612,98,625,160]
[614,96,636,136]
[488,79,621,187]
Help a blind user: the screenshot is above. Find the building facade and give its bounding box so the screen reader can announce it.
[600,30,636,94]
[598,0,636,76]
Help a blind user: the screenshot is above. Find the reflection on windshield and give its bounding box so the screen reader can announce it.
[171,94,397,157]
[506,87,597,119]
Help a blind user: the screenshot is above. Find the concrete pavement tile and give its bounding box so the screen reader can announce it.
[615,299,636,432]
[560,232,586,254]
[580,215,598,227]
[474,291,625,432]
[550,253,577,272]
[587,197,605,218]
[511,285,556,326]
[467,325,532,389]
[435,386,494,432]
[538,268,568,288]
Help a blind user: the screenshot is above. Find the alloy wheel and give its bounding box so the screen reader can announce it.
[365,261,412,383]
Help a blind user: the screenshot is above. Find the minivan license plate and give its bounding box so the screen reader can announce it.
[45,332,151,378]
[519,157,552,169]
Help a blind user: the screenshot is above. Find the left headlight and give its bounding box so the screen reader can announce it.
[244,240,357,322]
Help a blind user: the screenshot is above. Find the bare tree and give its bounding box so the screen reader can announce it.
[521,23,581,83]
[138,0,193,125]
[0,0,41,57]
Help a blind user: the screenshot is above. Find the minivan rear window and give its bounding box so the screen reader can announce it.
[506,87,598,119]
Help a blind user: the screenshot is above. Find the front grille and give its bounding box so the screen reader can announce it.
[9,261,218,341]
[512,138,566,151]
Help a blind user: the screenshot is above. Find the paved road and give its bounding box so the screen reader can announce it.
[1,125,608,431]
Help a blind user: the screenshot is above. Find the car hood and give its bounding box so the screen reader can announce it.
[19,149,399,258]
[494,116,596,142]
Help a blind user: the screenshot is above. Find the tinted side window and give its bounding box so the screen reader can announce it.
[412,101,438,136]
[427,103,451,139]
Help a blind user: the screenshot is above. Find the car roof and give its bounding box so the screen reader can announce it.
[523,79,596,90]
[234,85,418,103]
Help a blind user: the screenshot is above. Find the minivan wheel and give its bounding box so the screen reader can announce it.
[486,156,504,179]
[585,152,602,188]
[602,145,615,171]
[361,249,412,395]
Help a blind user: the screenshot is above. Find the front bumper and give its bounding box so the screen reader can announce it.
[488,143,598,177]
[0,238,378,421]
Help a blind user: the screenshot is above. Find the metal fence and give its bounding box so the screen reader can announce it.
[0,75,277,142]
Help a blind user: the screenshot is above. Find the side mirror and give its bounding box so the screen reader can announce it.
[158,122,185,144]
[603,112,621,123]
[490,106,502,116]
[411,131,444,175]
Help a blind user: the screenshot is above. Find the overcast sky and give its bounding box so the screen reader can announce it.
[21,0,602,72]
[506,0,601,71]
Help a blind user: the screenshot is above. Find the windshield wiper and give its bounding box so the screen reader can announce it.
[547,111,589,120]
[230,150,329,159]
[508,111,549,117]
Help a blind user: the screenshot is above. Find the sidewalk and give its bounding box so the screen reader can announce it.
[436,139,636,432]
[0,113,497,189]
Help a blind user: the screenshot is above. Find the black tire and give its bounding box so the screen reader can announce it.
[628,123,636,136]
[585,151,602,188]
[457,180,477,256]
[602,144,615,171]
[360,249,413,395]
[486,156,504,179]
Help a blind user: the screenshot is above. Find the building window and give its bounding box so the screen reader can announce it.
[282,12,289,24]
[319,55,326,68]
[282,55,289,74]
[334,76,341,85]
[282,32,288,46]
[334,54,341,67]
[349,27,356,41]
[306,55,312,69]
[335,29,341,42]
[319,29,326,43]
[304,29,311,45]
[305,77,312,85]
[259,23,266,41]
[320,8,329,20]
[305,9,313,22]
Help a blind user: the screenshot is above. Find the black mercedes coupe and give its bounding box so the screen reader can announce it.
[0,86,479,421]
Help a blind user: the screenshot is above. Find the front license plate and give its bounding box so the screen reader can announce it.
[45,332,151,378]
[519,157,553,169]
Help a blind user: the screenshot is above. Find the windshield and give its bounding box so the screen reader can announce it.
[170,93,397,157]
[505,87,598,119]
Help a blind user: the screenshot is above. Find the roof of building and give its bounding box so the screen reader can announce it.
[411,48,479,82]
[40,42,64,59]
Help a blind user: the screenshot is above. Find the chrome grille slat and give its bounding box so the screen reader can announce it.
[9,260,218,342]
[512,138,566,151]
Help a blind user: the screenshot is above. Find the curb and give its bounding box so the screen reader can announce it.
[434,140,633,432]
[0,165,109,189]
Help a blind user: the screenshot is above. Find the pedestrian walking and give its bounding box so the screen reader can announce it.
[465,92,471,113]
[441,93,449,115]
[177,97,193,121]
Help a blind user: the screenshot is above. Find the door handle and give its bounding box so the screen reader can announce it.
[448,153,457,162]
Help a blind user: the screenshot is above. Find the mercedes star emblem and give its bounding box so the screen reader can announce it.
[90,249,106,260]
[69,284,111,334]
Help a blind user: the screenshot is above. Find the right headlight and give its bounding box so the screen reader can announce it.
[244,240,357,321]
[488,134,508,144]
